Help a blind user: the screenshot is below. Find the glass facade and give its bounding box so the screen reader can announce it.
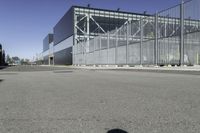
[43,34,53,52]
[53,7,74,45]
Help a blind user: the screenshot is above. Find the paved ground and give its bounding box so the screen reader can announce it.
[0,65,74,72]
[0,66,200,133]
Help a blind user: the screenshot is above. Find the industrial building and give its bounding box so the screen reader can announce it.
[0,44,5,66]
[41,6,149,65]
[40,0,200,66]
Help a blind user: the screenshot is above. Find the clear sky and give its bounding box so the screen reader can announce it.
[0,0,181,60]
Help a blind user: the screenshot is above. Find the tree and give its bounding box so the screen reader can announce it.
[6,54,12,64]
[12,56,20,65]
[20,58,30,65]
[20,59,24,65]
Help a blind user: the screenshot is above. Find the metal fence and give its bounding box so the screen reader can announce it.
[73,0,200,66]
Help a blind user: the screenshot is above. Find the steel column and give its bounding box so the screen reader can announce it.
[154,13,158,65]
[107,33,110,64]
[126,21,129,65]
[140,18,143,65]
[115,28,118,65]
[180,0,184,65]
[100,36,102,65]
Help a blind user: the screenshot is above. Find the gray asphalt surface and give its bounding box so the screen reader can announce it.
[0,65,74,72]
[0,66,200,133]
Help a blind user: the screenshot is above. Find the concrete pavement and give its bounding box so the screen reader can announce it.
[0,66,200,132]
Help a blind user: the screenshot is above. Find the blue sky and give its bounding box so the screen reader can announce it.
[0,0,180,59]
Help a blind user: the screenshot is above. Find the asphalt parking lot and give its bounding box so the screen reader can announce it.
[0,65,200,133]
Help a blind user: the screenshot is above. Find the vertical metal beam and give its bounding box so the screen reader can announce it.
[155,13,158,65]
[100,36,102,65]
[73,13,77,65]
[85,14,90,65]
[126,21,129,65]
[140,18,143,65]
[180,0,184,65]
[82,42,84,65]
[115,28,118,65]
[94,38,96,66]
[164,22,167,37]
[87,14,90,43]
[107,32,110,65]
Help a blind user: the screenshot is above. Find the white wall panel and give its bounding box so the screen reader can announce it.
[42,50,49,57]
[54,36,73,53]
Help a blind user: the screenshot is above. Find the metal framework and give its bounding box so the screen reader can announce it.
[73,0,200,66]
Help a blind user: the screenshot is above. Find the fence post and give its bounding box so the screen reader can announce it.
[94,38,96,66]
[82,42,84,65]
[84,42,86,65]
[126,21,129,65]
[140,18,143,66]
[180,0,184,66]
[72,45,74,65]
[115,28,118,65]
[100,36,102,65]
[155,13,158,66]
[75,43,80,65]
[107,32,110,65]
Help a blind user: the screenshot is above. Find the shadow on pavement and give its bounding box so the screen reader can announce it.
[0,73,18,75]
[107,129,128,133]
[0,65,11,70]
[0,65,74,72]
[0,79,4,83]
[53,70,73,73]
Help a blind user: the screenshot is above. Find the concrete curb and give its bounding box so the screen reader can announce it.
[70,66,200,71]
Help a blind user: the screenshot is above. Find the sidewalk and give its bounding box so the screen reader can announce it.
[67,65,200,75]
[26,65,200,74]
[70,65,200,71]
